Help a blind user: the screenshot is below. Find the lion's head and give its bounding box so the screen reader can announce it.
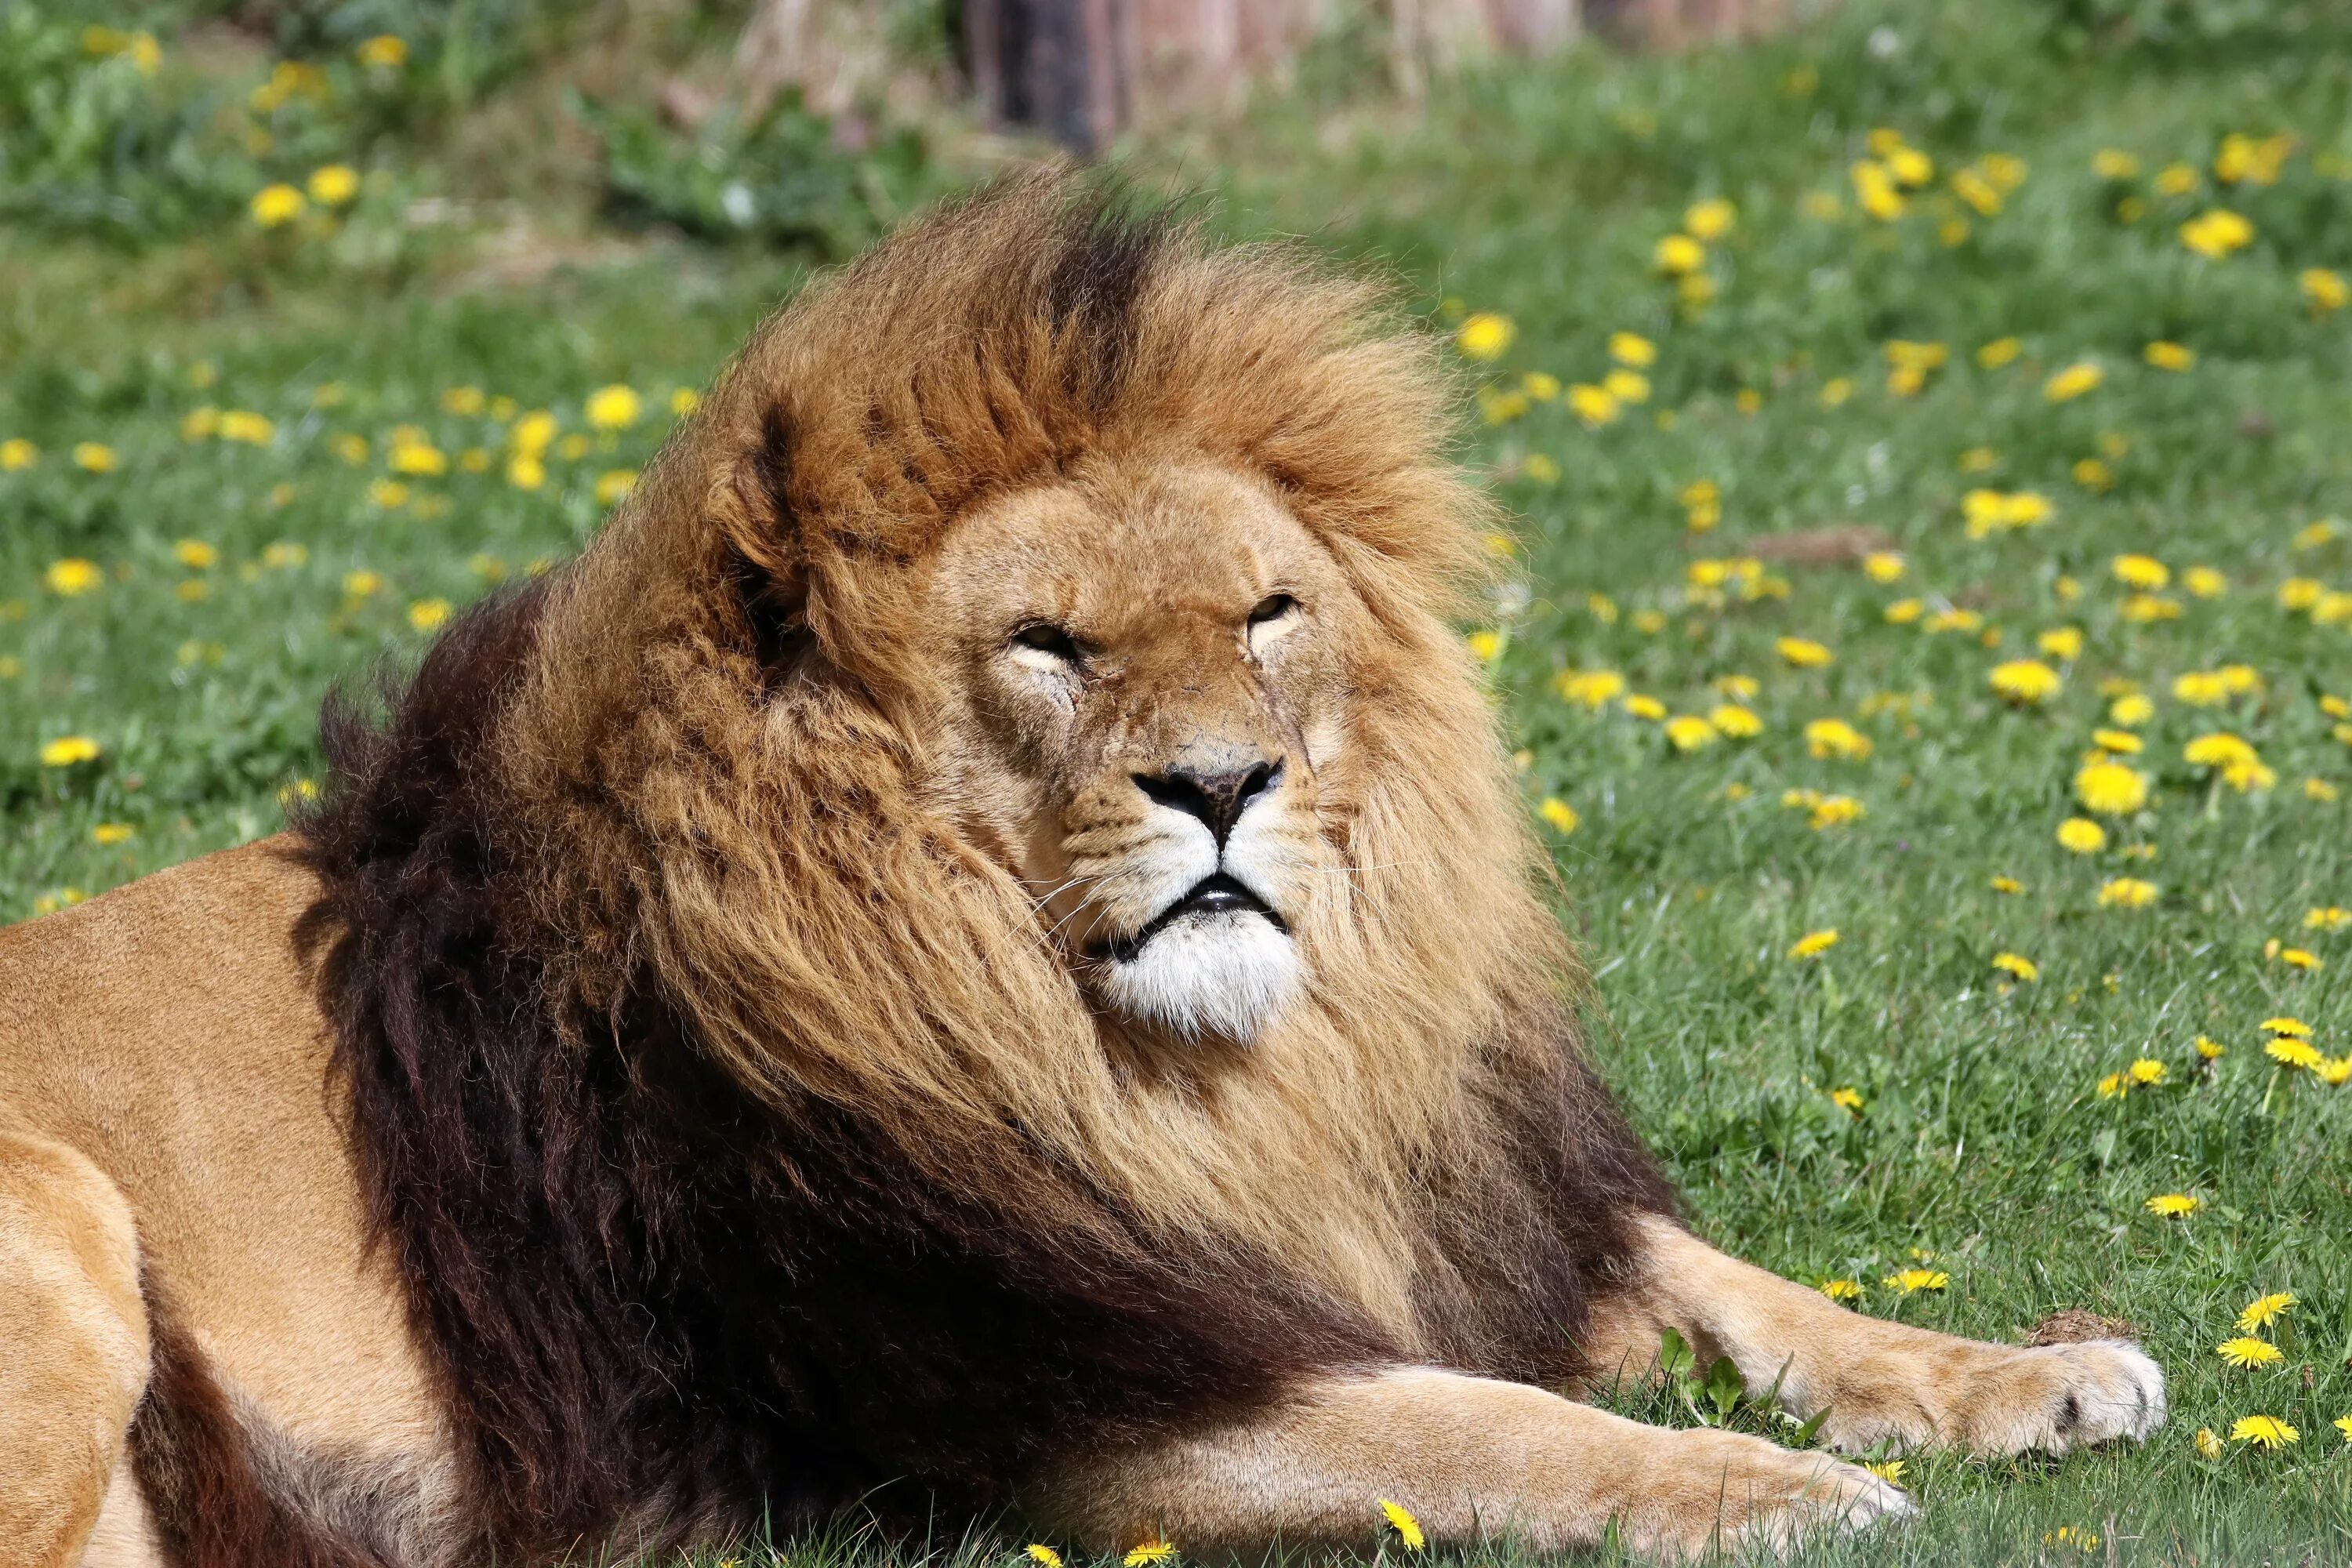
[310,176,1666,1376]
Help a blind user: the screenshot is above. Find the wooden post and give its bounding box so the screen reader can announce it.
[964,0,1127,153]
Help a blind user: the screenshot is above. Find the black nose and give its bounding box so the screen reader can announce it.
[1134,760,1282,845]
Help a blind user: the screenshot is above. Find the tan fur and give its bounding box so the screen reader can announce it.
[0,179,2158,1561]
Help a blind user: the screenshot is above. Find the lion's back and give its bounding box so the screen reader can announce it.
[0,835,442,1457]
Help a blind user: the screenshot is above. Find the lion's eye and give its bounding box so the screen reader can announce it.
[1009,622,1083,672]
[1246,593,1301,656]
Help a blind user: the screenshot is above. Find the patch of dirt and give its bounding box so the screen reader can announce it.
[1733,524,1896,566]
[2024,1308,2139,1346]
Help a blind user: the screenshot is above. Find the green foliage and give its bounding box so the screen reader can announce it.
[581,90,941,258]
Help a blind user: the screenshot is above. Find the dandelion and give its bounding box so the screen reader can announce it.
[1882,1269,1947,1293]
[356,34,409,68]
[2128,1058,2166,1086]
[2196,1036,2225,1060]
[2045,362,2103,401]
[2075,760,2150,815]
[585,384,643,430]
[2143,341,2195,372]
[2145,1192,2200,1217]
[2057,818,2108,854]
[1623,694,1667,721]
[2039,626,2083,661]
[2230,1416,2297,1450]
[1566,384,1619,426]
[1664,715,1718,752]
[1556,670,1625,709]
[1708,704,1762,739]
[1608,331,1656,367]
[1989,659,2061,704]
[308,165,360,206]
[40,736,101,767]
[2111,554,2169,590]
[45,559,103,596]
[2336,1416,2352,1444]
[2278,947,2321,970]
[1602,368,1650,405]
[72,442,116,473]
[1821,1278,1862,1301]
[251,183,307,227]
[1804,718,1872,760]
[1685,198,1737,240]
[1025,1547,1063,1567]
[2306,906,2350,931]
[2263,1017,2312,1039]
[1789,929,1838,960]
[1456,314,1515,359]
[1123,1541,1175,1566]
[1653,234,1705,275]
[1991,875,2024,894]
[1991,952,2039,982]
[2238,1293,2296,1331]
[408,598,452,633]
[2183,566,2227,598]
[2179,209,2254,258]
[1377,1500,1425,1552]
[0,437,36,470]
[1976,338,2022,370]
[1537,797,1579,835]
[2216,1335,2283,1369]
[2195,1427,2225,1459]
[2110,693,2157,728]
[1777,636,1834,669]
[2303,268,2350,313]
[2098,878,2159,909]
[93,822,134,846]
[2092,729,2142,754]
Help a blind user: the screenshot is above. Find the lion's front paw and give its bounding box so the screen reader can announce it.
[1621,1428,1915,1563]
[1821,1338,2166,1457]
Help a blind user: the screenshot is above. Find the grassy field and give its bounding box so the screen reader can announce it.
[5,0,2352,1561]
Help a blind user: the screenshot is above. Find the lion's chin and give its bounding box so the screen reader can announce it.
[1094,913,1302,1043]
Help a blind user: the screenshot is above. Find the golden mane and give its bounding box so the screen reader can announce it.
[490,174,1586,1348]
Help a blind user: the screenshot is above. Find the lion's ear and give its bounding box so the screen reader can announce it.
[715,408,814,687]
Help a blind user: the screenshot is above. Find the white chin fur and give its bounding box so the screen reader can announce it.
[1098,912,1301,1042]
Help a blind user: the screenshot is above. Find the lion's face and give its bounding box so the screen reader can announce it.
[921,459,1360,1044]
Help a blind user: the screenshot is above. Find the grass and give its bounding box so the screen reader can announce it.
[5,0,2352,1561]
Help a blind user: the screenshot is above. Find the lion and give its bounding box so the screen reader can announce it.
[0,176,2162,1568]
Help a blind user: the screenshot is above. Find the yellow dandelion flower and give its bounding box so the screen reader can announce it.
[1455,314,1515,360]
[1537,797,1579,835]
[1566,383,1619,426]
[1663,715,1718,753]
[250,183,306,227]
[45,558,103,596]
[2195,1427,2224,1459]
[93,822,135,846]
[1989,659,2061,704]
[1820,1278,1862,1301]
[2230,1415,2297,1449]
[1123,1541,1175,1566]
[2127,1058,2166,1086]
[1025,1547,1063,1568]
[1684,198,1737,240]
[1991,875,2024,894]
[2057,817,2108,855]
[594,469,639,506]
[1601,368,1650,405]
[2263,1017,2312,1039]
[1777,636,1834,669]
[2336,1416,2352,1444]
[2075,760,2150,815]
[1882,1269,1947,1293]
[1991,951,2039,982]
[1803,717,1872,760]
[72,442,116,473]
[40,735,102,768]
[356,34,408,67]
[2180,208,2255,258]
[2237,1293,2296,1331]
[0,437,37,470]
[2196,1036,2225,1060]
[2183,565,2227,599]
[1862,551,1906,583]
[2145,1192,2200,1217]
[1829,1087,1864,1115]
[1653,234,1706,275]
[1708,704,1762,738]
[1789,928,1839,960]
[2098,877,2159,909]
[1377,1499,1425,1552]
[585,384,643,430]
[2267,1036,2323,1069]
[2143,341,2195,372]
[2278,946,2321,970]
[2111,554,2170,590]
[2307,906,2350,931]
[2108,693,2155,727]
[2045,362,2103,401]
[2303,268,2350,312]
[2092,729,2142,754]
[1556,670,1626,709]
[408,598,452,633]
[307,164,360,206]
[1608,331,1657,367]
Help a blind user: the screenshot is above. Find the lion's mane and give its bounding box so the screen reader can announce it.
[296,176,1673,1559]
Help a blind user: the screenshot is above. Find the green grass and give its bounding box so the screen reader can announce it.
[5,0,2352,1561]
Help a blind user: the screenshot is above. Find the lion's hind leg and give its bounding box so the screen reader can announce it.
[1584,1215,2165,1460]
[0,1125,152,1568]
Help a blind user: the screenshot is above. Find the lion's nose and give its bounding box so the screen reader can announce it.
[1134,758,1283,847]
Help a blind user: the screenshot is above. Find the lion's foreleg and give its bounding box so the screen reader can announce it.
[0,1126,152,1568]
[1021,1366,1906,1563]
[1579,1215,2165,1457]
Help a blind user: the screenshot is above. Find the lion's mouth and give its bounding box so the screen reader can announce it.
[1101,873,1287,964]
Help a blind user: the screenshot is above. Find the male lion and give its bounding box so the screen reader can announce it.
[1,178,2161,1567]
